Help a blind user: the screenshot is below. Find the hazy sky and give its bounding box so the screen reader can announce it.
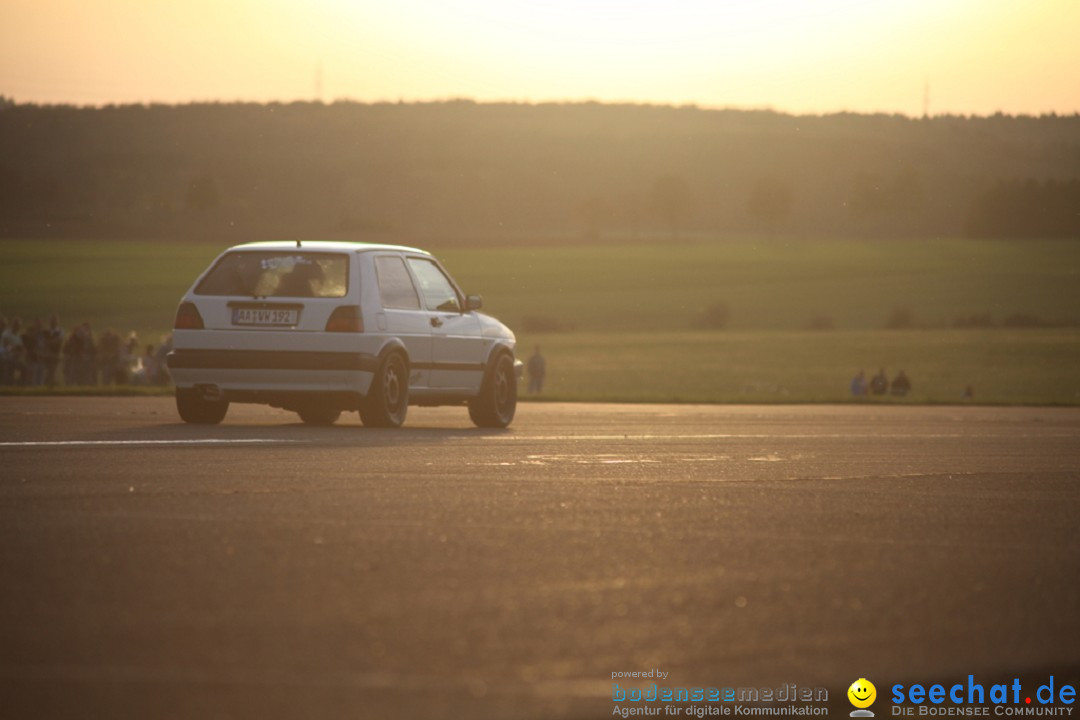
[2,0,1078,115]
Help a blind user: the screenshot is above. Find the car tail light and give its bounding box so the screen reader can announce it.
[174,302,204,330]
[325,305,363,332]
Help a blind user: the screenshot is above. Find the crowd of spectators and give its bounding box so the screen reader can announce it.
[0,314,172,387]
[850,368,913,398]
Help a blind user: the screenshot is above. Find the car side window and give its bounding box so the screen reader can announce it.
[375,256,422,310]
[406,258,461,312]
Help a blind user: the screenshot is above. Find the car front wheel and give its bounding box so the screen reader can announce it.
[359,352,409,428]
[468,352,517,428]
[176,388,229,425]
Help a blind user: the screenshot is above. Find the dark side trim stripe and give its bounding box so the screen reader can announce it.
[168,350,378,372]
[411,362,485,372]
[167,350,485,373]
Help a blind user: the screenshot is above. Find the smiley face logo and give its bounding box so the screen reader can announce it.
[848,678,877,711]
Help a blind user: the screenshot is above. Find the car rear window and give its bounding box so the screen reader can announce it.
[195,252,349,298]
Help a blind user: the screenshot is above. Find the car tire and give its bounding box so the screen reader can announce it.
[359,352,409,428]
[176,388,229,425]
[468,352,517,428]
[296,405,341,426]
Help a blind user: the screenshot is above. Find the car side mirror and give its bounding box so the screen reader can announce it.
[465,294,483,311]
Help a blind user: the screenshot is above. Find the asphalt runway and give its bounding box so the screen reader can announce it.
[1,398,1079,719]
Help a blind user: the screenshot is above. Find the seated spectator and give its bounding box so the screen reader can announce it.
[3,317,27,385]
[154,333,173,385]
[43,315,63,387]
[0,315,10,385]
[891,370,912,397]
[133,344,157,385]
[115,333,139,385]
[24,318,47,386]
[62,324,84,386]
[850,370,867,397]
[869,368,888,396]
[78,322,98,386]
[97,329,121,386]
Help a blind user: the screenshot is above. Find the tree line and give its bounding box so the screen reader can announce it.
[1,98,1077,242]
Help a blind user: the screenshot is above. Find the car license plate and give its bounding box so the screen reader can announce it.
[231,308,299,326]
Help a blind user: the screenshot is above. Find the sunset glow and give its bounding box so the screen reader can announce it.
[2,0,1078,115]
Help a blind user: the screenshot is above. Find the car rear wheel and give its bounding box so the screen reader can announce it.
[296,404,341,426]
[359,352,409,428]
[468,352,516,428]
[176,388,229,425]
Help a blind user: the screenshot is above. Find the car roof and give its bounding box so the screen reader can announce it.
[229,241,431,255]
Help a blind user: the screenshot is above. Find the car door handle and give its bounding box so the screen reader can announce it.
[430,316,443,328]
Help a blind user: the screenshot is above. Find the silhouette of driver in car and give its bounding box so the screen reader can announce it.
[276,260,324,297]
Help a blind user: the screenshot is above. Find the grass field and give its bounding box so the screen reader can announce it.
[2,237,1078,404]
[514,329,1080,405]
[0,240,221,343]
[440,236,1080,332]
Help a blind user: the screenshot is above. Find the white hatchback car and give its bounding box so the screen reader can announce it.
[167,241,522,428]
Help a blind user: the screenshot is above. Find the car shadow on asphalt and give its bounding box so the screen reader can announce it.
[78,420,515,448]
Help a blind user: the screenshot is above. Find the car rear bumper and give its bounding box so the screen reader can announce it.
[167,350,375,397]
